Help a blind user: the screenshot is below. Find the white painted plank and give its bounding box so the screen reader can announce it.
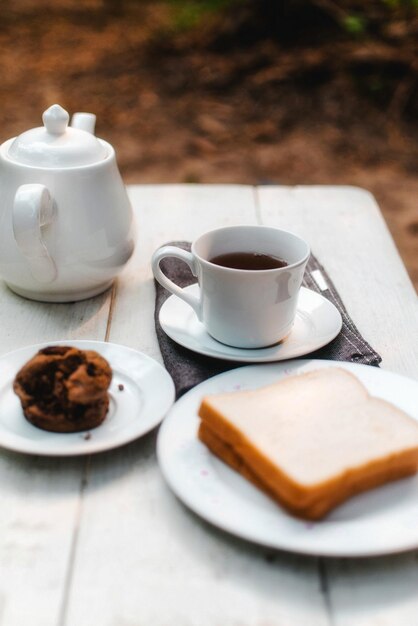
[0,280,112,625]
[257,185,418,626]
[325,556,418,626]
[64,185,330,626]
[0,284,111,356]
[0,455,85,626]
[257,185,418,378]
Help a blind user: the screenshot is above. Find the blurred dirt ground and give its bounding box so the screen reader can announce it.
[0,0,417,287]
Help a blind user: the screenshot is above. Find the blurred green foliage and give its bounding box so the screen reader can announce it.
[342,14,367,36]
[167,0,243,30]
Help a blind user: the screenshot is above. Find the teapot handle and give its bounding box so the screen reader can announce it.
[13,184,57,284]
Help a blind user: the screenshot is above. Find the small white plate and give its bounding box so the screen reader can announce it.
[0,340,175,456]
[159,285,342,362]
[157,360,418,557]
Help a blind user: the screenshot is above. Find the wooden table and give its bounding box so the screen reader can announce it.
[1,184,417,626]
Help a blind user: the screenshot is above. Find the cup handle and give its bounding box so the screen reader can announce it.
[152,246,202,320]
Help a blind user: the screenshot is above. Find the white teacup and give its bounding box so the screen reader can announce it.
[152,225,310,349]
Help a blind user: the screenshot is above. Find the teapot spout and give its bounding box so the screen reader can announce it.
[71,112,96,135]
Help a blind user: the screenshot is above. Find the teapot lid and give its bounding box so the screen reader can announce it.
[7,104,108,168]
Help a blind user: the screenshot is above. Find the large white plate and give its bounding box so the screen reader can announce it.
[157,360,418,557]
[0,340,175,456]
[159,285,342,362]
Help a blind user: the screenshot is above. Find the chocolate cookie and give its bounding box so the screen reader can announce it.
[13,346,112,433]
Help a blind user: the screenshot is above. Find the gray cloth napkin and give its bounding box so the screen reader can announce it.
[154,242,381,398]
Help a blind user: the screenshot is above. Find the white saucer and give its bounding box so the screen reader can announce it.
[157,360,418,557]
[0,340,175,456]
[159,285,342,362]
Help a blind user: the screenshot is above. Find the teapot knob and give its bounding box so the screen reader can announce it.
[42,104,69,135]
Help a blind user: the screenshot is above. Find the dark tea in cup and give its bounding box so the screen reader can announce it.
[209,252,288,271]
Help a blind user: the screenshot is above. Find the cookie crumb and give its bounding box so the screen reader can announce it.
[118,383,124,391]
[84,432,92,440]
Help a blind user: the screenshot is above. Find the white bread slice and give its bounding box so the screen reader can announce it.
[198,368,418,520]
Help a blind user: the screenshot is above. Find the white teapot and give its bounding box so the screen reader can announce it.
[0,104,136,302]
